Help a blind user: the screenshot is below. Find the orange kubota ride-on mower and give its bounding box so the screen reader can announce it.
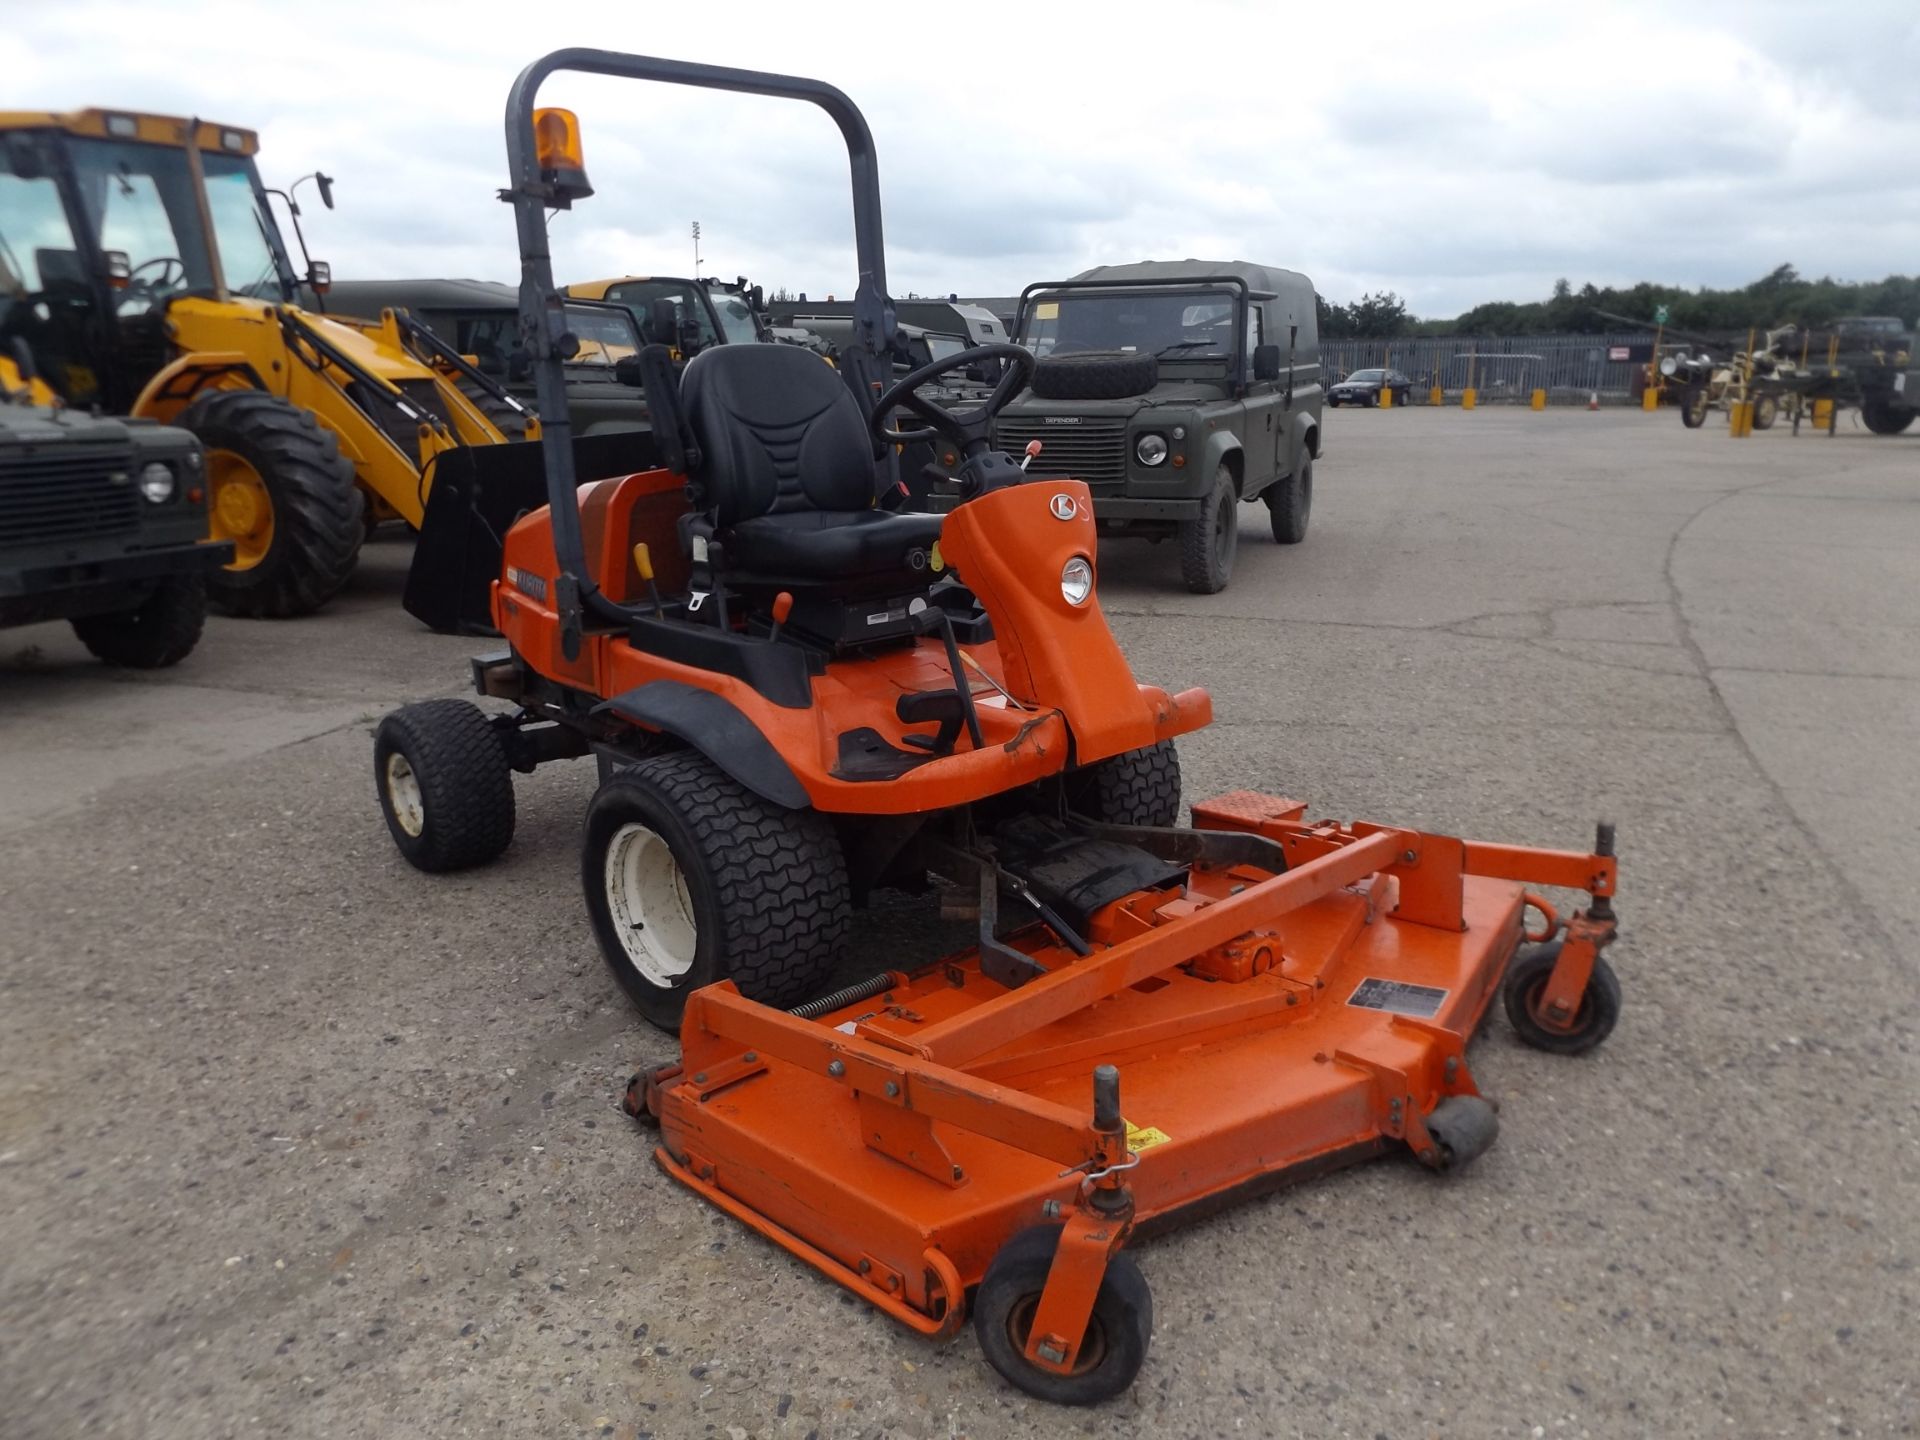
[374,50,1625,1404]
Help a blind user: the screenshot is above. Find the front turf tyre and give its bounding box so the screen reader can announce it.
[973,1226,1152,1406]
[1067,740,1181,826]
[1862,400,1918,435]
[70,575,206,668]
[1265,457,1312,544]
[456,377,534,441]
[374,699,515,872]
[1680,385,1710,429]
[582,751,850,1033]
[1177,465,1237,594]
[179,389,363,618]
[1502,941,1621,1056]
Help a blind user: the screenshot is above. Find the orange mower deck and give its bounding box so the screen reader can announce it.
[632,791,1621,1399]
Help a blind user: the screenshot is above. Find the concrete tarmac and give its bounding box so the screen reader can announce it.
[2,407,1914,1438]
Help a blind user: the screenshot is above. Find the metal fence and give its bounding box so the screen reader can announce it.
[1323,333,1651,404]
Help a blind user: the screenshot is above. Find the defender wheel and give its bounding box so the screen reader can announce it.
[1861,400,1917,435]
[456,377,534,441]
[1680,385,1710,428]
[1178,465,1237,594]
[1503,941,1621,1056]
[179,389,363,618]
[1265,457,1311,544]
[1068,740,1181,827]
[374,699,515,872]
[70,575,206,668]
[973,1226,1152,1406]
[582,751,850,1033]
[1421,1094,1500,1172]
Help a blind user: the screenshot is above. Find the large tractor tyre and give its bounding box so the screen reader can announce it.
[973,1226,1153,1406]
[1680,385,1710,428]
[1029,350,1159,402]
[179,390,363,618]
[582,751,851,1033]
[374,699,516,872]
[455,377,534,441]
[1861,400,1918,436]
[1067,740,1181,827]
[1751,393,1779,431]
[70,575,206,669]
[1178,465,1238,594]
[1265,457,1312,544]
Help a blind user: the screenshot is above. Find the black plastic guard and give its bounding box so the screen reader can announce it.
[594,679,810,810]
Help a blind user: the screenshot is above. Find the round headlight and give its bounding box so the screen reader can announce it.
[1060,555,1093,606]
[1659,356,1677,376]
[1135,433,1169,466]
[137,461,176,503]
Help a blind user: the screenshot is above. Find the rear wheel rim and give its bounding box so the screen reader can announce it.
[604,821,697,986]
[384,752,425,837]
[208,449,273,571]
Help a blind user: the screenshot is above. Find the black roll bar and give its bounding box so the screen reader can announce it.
[503,49,897,650]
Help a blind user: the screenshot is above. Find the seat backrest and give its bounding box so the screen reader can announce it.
[681,344,874,526]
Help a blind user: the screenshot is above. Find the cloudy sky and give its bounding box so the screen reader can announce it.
[10,0,1917,318]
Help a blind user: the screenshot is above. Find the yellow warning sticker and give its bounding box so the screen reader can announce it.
[1125,1123,1172,1151]
[1034,301,1059,320]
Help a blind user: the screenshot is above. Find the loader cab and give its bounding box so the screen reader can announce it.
[0,111,301,411]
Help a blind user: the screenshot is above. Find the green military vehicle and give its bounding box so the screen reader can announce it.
[987,261,1323,593]
[2,357,230,667]
[326,278,650,437]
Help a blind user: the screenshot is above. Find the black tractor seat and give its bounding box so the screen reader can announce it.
[680,343,939,593]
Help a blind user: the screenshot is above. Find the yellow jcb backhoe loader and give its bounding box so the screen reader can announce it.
[0,109,537,617]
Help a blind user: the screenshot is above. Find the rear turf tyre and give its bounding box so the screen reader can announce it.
[1067,740,1181,826]
[456,377,534,441]
[374,699,515,872]
[1502,941,1621,1056]
[70,575,206,668]
[973,1226,1153,1406]
[582,751,850,1033]
[1265,457,1311,544]
[1177,465,1237,594]
[180,389,363,618]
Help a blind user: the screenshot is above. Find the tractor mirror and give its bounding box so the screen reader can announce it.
[750,284,765,312]
[307,260,332,294]
[647,297,680,346]
[315,172,335,210]
[1252,343,1282,381]
[101,250,132,289]
[614,355,646,389]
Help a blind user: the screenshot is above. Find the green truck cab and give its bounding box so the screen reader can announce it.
[2,368,230,666]
[987,261,1322,593]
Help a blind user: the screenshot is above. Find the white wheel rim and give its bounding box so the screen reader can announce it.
[385,752,425,837]
[604,821,697,987]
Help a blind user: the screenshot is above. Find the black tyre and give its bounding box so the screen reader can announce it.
[1502,941,1621,1056]
[973,1226,1152,1406]
[374,699,516,872]
[1177,465,1237,593]
[1067,740,1181,826]
[456,377,535,441]
[1030,350,1159,401]
[1265,457,1311,545]
[1365,389,1379,408]
[1421,1094,1499,1172]
[1862,400,1917,435]
[1751,393,1778,430]
[70,575,206,668]
[179,389,363,618]
[1680,385,1709,429]
[582,751,850,1033]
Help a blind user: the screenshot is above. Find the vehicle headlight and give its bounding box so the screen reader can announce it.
[137,461,176,503]
[1659,356,1678,376]
[1060,555,1093,606]
[1135,433,1169,466]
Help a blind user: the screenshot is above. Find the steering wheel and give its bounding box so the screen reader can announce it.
[117,256,186,311]
[870,342,1035,453]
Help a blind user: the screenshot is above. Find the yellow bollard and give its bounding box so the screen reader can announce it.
[1812,397,1833,427]
[1429,384,1443,407]
[1461,387,1477,410]
[1728,400,1753,438]
[1641,385,1659,412]
[1530,388,1547,411]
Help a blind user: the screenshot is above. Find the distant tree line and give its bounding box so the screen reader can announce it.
[1316,266,1920,339]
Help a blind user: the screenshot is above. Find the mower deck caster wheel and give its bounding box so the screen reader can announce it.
[972,1226,1152,1405]
[621,1073,660,1127]
[1420,1094,1499,1172]
[374,700,515,872]
[1503,941,1621,1056]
